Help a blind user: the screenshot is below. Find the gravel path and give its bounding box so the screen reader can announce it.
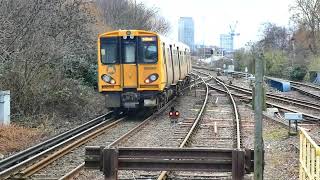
[31,119,142,179]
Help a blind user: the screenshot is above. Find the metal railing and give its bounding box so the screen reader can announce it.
[299,128,320,180]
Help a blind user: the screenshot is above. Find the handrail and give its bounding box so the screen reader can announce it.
[299,128,320,180]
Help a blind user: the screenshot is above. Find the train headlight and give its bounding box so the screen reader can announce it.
[145,79,150,83]
[150,74,157,81]
[101,74,116,84]
[144,73,158,84]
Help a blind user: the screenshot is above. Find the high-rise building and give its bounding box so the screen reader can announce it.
[220,34,233,52]
[178,17,195,49]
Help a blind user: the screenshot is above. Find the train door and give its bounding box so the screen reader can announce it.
[121,37,138,88]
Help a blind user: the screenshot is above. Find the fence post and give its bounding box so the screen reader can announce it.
[254,53,264,180]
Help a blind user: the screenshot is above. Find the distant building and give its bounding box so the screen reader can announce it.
[178,17,195,50]
[220,34,233,53]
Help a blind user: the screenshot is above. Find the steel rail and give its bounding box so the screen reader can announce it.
[291,85,320,100]
[196,70,320,118]
[206,82,320,122]
[60,98,177,180]
[0,116,125,179]
[225,82,320,109]
[157,73,209,180]
[213,78,320,111]
[0,112,113,172]
[0,112,116,179]
[194,70,241,149]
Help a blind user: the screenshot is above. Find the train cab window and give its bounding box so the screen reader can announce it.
[122,38,136,63]
[139,36,158,63]
[100,37,119,64]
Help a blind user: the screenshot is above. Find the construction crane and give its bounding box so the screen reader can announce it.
[229,21,240,51]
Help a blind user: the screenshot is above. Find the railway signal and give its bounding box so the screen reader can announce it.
[169,107,180,119]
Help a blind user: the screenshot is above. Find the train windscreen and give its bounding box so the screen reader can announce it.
[100,37,119,64]
[139,36,158,63]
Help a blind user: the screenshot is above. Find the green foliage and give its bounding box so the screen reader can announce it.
[290,65,308,81]
[234,48,254,73]
[308,56,320,71]
[263,50,289,78]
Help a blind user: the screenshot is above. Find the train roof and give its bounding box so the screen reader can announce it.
[99,30,190,52]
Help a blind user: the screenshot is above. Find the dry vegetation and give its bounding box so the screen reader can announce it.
[0,0,169,129]
[0,124,44,155]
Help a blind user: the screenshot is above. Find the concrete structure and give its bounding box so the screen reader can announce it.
[220,34,233,53]
[178,17,194,50]
[0,91,10,125]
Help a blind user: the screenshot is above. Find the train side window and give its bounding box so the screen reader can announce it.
[162,44,166,64]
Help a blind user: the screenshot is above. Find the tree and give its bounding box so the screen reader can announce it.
[0,0,99,115]
[259,23,290,51]
[290,0,320,55]
[96,0,170,34]
[290,65,308,81]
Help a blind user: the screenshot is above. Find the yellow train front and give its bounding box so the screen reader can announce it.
[98,30,192,112]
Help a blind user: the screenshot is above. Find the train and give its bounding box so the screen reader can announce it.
[97,30,192,112]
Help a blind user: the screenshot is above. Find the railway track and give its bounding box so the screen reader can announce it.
[58,98,176,180]
[157,71,244,179]
[230,70,320,100]
[194,68,320,122]
[0,112,119,179]
[0,97,175,180]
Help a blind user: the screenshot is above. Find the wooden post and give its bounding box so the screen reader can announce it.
[232,150,245,180]
[254,53,264,180]
[104,148,118,180]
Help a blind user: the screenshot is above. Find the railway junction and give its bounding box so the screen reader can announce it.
[0,65,319,179]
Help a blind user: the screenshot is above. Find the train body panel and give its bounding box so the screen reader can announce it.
[98,30,192,110]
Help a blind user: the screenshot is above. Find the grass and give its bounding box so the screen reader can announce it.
[264,127,288,140]
[0,124,43,155]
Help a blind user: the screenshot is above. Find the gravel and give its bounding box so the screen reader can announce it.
[31,120,142,179]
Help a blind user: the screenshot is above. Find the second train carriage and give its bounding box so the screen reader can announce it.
[97,30,192,111]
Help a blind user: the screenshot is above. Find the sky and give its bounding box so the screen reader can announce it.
[136,0,295,49]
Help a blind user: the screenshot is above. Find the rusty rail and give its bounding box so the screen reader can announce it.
[60,97,176,180]
[0,112,117,179]
[84,146,254,180]
[157,73,209,179]
[193,69,242,150]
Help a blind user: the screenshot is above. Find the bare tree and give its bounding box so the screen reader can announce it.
[259,23,290,51]
[0,0,98,115]
[291,0,320,54]
[96,0,170,34]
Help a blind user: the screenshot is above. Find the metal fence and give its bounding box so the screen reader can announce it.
[299,128,320,180]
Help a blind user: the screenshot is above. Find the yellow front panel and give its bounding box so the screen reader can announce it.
[123,64,138,88]
[98,64,122,91]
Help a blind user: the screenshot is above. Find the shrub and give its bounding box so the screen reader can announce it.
[290,65,308,81]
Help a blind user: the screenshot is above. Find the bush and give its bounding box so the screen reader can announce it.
[290,65,308,81]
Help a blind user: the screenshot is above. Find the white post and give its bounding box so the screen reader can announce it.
[0,91,10,125]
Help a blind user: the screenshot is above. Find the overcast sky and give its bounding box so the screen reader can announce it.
[137,0,295,48]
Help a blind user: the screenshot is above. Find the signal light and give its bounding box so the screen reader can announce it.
[169,107,179,119]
